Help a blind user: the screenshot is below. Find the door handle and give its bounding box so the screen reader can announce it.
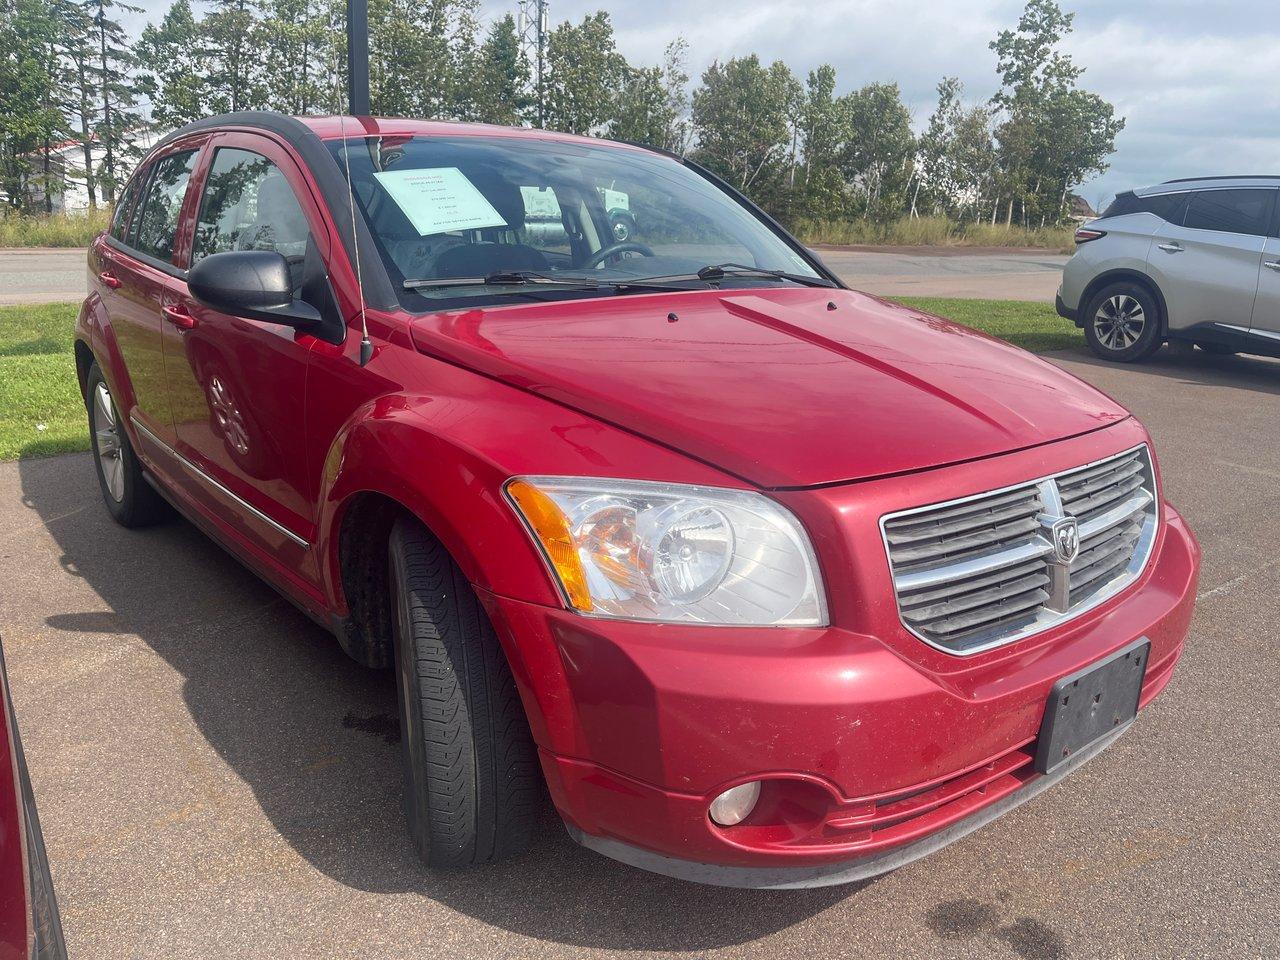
[1156,242,1184,254]
[1264,261,1280,272]
[162,303,197,330]
[99,271,123,289]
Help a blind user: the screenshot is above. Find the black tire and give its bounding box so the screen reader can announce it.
[389,516,538,867]
[1083,282,1163,362]
[85,361,167,527]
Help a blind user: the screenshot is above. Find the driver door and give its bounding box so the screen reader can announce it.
[162,131,332,568]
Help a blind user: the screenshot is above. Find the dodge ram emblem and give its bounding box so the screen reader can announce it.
[1051,517,1081,565]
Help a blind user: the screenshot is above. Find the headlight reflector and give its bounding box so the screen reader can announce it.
[506,477,827,626]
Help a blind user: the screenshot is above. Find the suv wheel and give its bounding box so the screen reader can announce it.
[86,362,167,527]
[1083,282,1163,362]
[389,516,539,867]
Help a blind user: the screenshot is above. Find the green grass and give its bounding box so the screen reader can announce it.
[0,296,1078,462]
[895,297,1082,353]
[0,302,88,460]
[0,209,111,247]
[795,214,1075,253]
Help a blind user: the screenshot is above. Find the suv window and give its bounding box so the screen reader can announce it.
[1183,188,1274,236]
[1101,190,1187,222]
[132,150,199,262]
[109,175,143,241]
[193,148,311,267]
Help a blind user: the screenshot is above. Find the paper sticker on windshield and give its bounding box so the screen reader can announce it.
[374,167,507,236]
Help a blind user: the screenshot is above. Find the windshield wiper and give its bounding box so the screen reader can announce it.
[694,263,835,287]
[404,271,609,291]
[403,270,694,294]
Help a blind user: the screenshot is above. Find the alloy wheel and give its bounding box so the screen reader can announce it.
[1094,294,1146,351]
[92,381,125,503]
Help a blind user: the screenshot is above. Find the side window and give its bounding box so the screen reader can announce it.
[193,148,311,266]
[1183,189,1273,237]
[109,174,142,241]
[1139,192,1187,223]
[132,150,199,262]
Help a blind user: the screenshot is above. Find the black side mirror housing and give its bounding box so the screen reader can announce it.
[188,250,324,330]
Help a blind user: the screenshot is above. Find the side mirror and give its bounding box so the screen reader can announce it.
[187,250,322,329]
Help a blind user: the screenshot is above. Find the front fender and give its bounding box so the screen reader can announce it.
[313,380,736,618]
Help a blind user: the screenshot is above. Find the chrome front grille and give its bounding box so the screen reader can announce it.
[882,445,1158,655]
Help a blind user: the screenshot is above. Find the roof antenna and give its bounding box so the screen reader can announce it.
[340,115,373,367]
[334,0,372,366]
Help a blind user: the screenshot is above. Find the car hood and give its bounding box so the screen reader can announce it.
[408,287,1129,488]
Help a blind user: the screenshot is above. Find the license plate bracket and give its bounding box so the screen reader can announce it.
[1034,637,1150,775]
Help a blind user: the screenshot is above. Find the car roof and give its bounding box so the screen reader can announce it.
[295,115,648,151]
[1137,176,1280,196]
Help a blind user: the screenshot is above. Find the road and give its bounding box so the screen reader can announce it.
[0,246,1068,304]
[1,343,1276,959]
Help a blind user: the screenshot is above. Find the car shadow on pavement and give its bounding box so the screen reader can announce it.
[1046,343,1280,395]
[20,453,854,953]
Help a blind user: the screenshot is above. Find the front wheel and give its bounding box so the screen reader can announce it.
[389,517,539,867]
[1083,282,1163,362]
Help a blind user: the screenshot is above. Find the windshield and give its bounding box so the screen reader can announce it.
[326,135,823,306]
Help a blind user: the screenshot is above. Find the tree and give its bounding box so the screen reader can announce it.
[85,0,143,202]
[988,0,1122,225]
[838,82,914,221]
[691,54,797,210]
[136,0,207,129]
[0,0,71,212]
[203,0,264,114]
[468,14,530,125]
[259,0,331,115]
[606,40,690,152]
[542,12,627,135]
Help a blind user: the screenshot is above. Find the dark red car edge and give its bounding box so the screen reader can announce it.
[73,112,1199,888]
[1,638,68,959]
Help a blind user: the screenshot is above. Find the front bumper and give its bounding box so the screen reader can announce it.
[481,426,1200,886]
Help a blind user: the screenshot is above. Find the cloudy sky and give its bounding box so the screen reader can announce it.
[119,0,1279,207]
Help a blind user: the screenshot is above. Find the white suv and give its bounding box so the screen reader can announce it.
[1058,177,1280,362]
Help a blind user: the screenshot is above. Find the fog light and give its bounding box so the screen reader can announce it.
[708,780,761,826]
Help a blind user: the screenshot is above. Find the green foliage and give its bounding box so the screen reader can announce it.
[469,14,531,125]
[543,12,627,135]
[691,54,799,206]
[894,296,1081,353]
[0,301,88,460]
[0,207,111,245]
[795,214,1073,251]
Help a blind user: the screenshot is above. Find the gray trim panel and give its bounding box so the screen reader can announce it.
[130,416,310,549]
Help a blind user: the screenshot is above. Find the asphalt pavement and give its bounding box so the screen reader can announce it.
[1,344,1277,958]
[0,246,1067,304]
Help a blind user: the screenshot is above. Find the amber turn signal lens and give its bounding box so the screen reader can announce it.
[506,479,594,611]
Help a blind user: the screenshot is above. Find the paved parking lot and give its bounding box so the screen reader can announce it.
[0,246,1067,304]
[1,344,1277,959]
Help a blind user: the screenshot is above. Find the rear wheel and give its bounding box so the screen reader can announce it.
[86,362,167,527]
[389,516,538,867]
[1083,282,1163,362]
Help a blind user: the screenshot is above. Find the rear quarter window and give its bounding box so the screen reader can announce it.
[1101,190,1187,223]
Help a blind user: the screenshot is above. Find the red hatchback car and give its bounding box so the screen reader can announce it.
[74,112,1199,888]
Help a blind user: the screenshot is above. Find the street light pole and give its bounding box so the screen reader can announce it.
[347,0,370,115]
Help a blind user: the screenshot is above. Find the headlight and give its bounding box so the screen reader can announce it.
[505,477,827,626]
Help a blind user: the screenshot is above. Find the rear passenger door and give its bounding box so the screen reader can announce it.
[1148,188,1274,334]
[162,132,333,562]
[95,144,202,442]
